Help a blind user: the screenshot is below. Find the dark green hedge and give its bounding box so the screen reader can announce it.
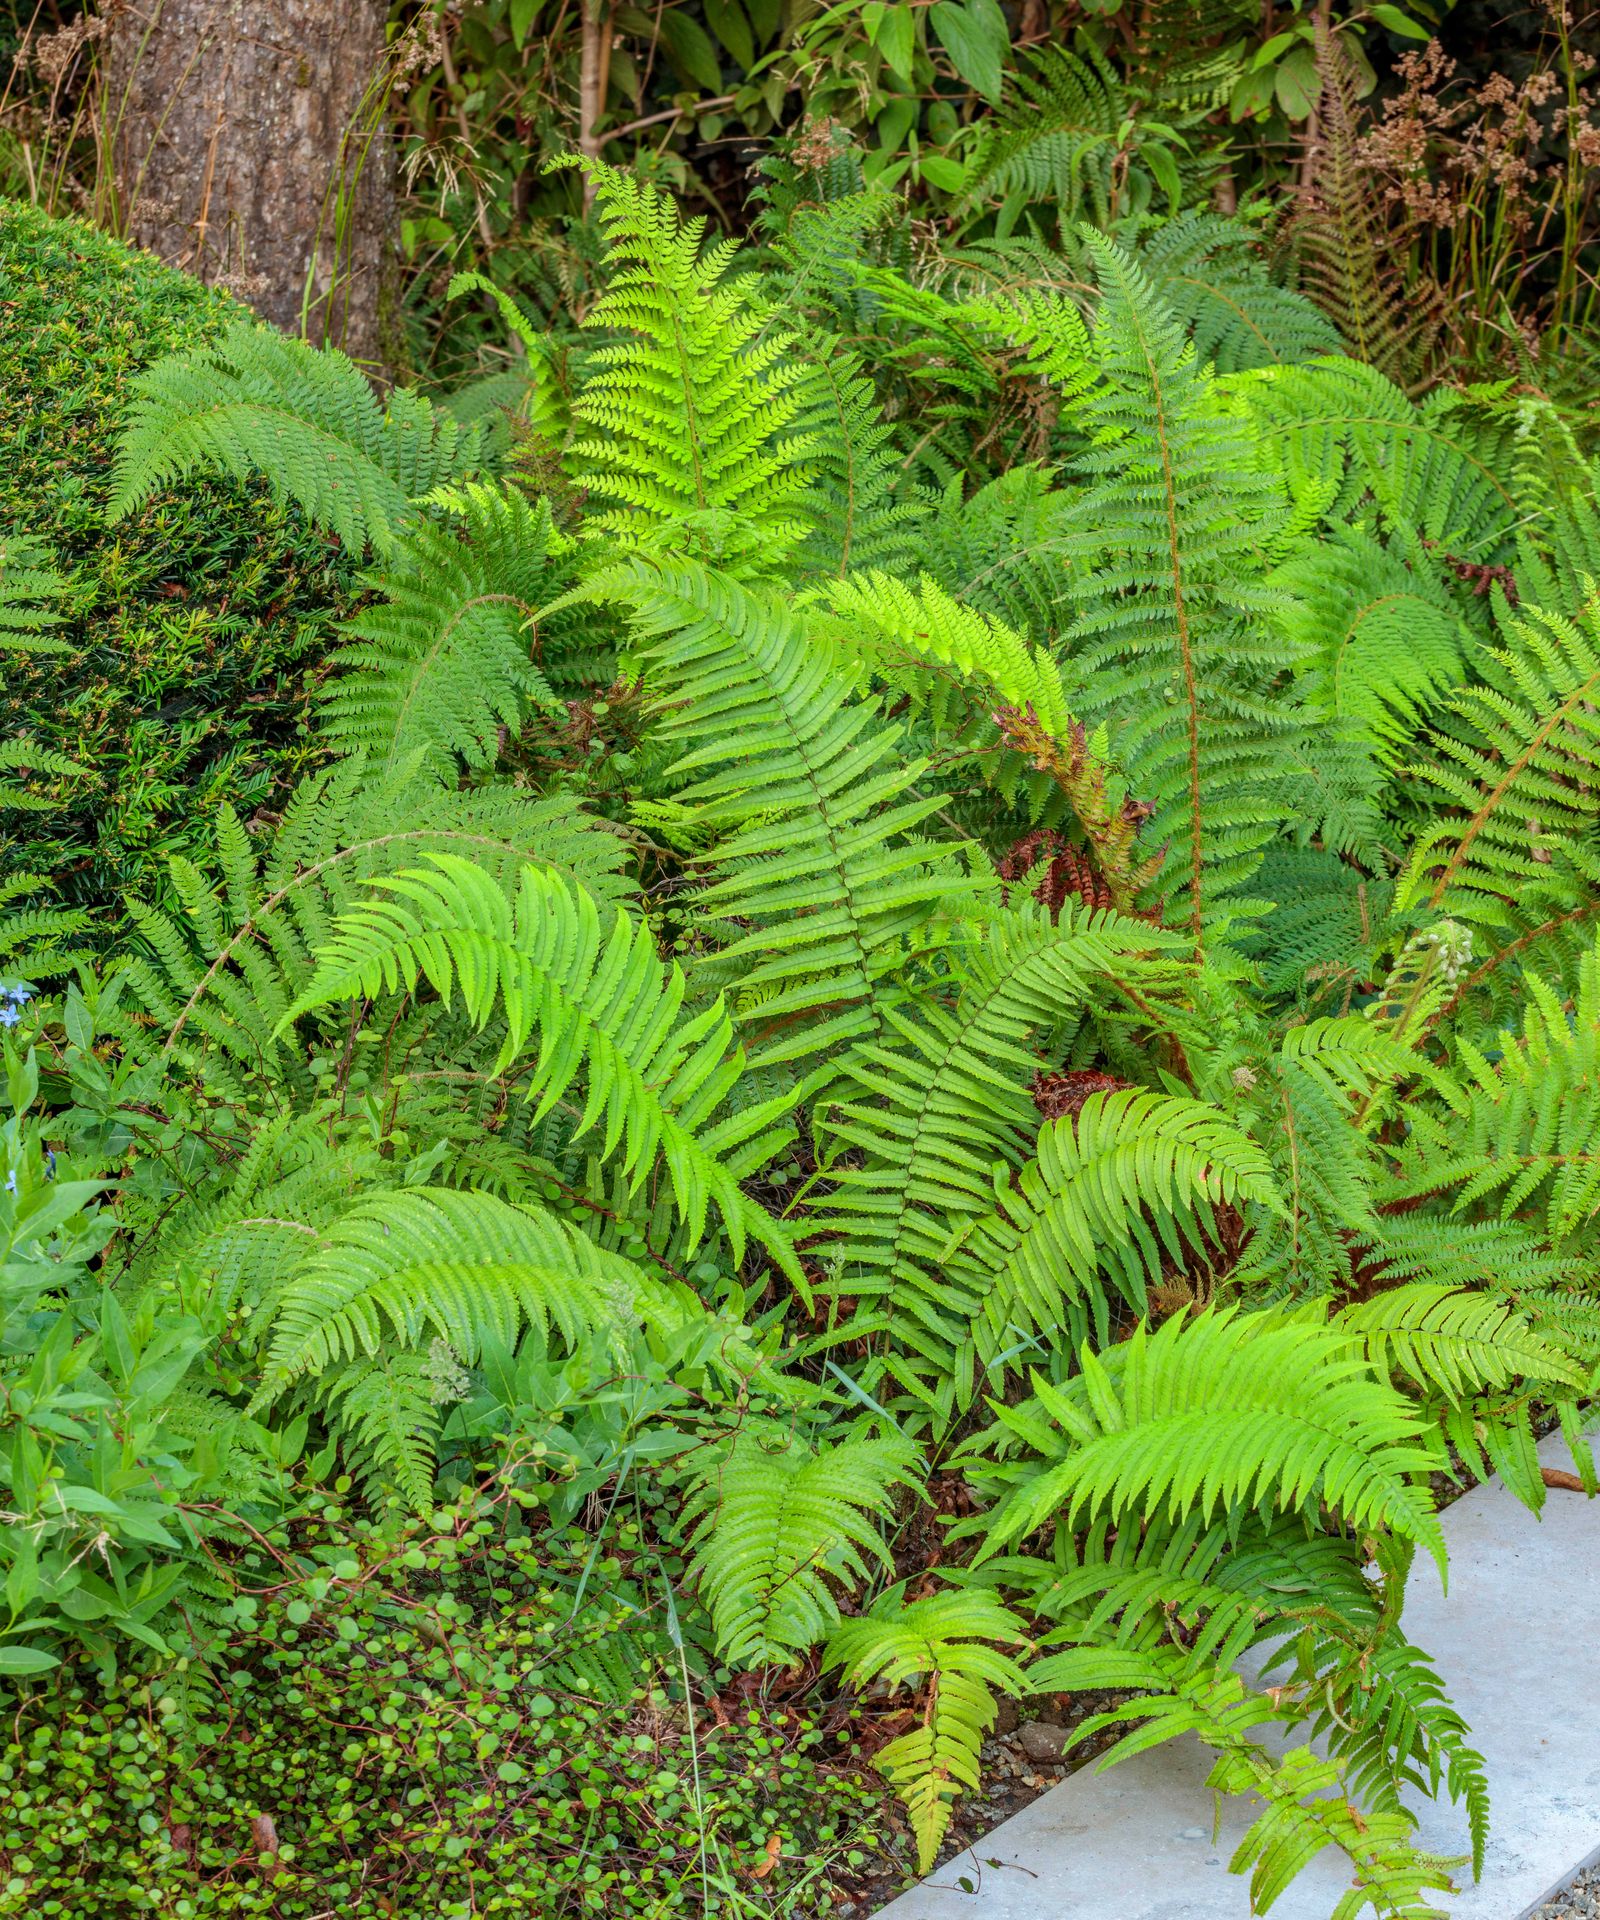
[0,202,356,912]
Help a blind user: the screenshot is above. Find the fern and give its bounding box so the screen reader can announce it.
[283,852,801,1276]
[979,237,1308,941]
[0,533,72,656]
[1397,592,1600,938]
[961,41,1129,229]
[952,1087,1279,1347]
[972,1307,1449,1580]
[684,1423,917,1667]
[826,1588,1029,1872]
[118,760,633,1100]
[601,558,978,1063]
[812,905,1189,1414]
[1137,211,1343,373]
[249,1186,716,1506]
[553,158,817,569]
[110,322,482,555]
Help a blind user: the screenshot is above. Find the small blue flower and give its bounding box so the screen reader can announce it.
[4,1172,15,1196]
[0,1006,19,1029]
[0,982,28,1006]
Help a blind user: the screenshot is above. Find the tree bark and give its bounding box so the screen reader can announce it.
[105,0,395,364]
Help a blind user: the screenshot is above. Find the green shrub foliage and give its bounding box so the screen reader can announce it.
[6,154,1600,1920]
[0,203,359,913]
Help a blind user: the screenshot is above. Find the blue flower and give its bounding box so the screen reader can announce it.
[0,982,29,1006]
[4,1172,14,1196]
[0,1006,19,1029]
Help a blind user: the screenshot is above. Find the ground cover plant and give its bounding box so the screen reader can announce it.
[4,27,1600,1914]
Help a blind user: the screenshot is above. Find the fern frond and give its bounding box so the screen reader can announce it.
[826,1588,1029,1872]
[979,238,1306,942]
[283,853,799,1275]
[1397,592,1600,931]
[118,763,634,1100]
[110,322,482,554]
[553,157,817,570]
[1137,211,1343,373]
[961,42,1126,228]
[812,905,1189,1410]
[953,1088,1278,1345]
[253,1186,668,1389]
[975,1307,1448,1578]
[321,483,567,770]
[684,1424,918,1666]
[1271,525,1469,758]
[602,558,979,1063]
[1336,1282,1580,1402]
[0,533,72,656]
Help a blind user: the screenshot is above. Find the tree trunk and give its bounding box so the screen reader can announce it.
[105,0,395,365]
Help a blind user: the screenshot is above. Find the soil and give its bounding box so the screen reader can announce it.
[829,1691,1130,1916]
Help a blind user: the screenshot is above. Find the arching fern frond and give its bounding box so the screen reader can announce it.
[974,1307,1447,1578]
[1397,592,1600,929]
[601,558,980,1064]
[118,762,634,1100]
[284,853,799,1275]
[826,1588,1029,1873]
[953,1088,1278,1349]
[110,322,482,555]
[1271,524,1469,759]
[1136,211,1342,374]
[253,1186,666,1387]
[811,908,1189,1411]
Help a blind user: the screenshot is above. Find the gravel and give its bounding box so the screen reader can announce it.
[1531,1864,1600,1917]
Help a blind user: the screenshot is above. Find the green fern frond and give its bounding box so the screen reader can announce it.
[975,1307,1448,1578]
[552,157,817,569]
[791,336,927,579]
[1397,592,1600,932]
[978,237,1307,942]
[319,1350,443,1511]
[961,41,1127,228]
[1028,1644,1461,1919]
[0,872,92,981]
[1391,938,1600,1245]
[282,853,800,1275]
[684,1423,918,1666]
[602,557,980,1063]
[1336,1283,1580,1402]
[118,762,633,1100]
[1230,356,1517,561]
[1271,525,1470,758]
[1136,211,1343,374]
[953,1087,1278,1346]
[0,533,72,656]
[812,905,1188,1412]
[826,1587,1029,1873]
[253,1186,667,1390]
[110,322,482,554]
[321,483,567,771]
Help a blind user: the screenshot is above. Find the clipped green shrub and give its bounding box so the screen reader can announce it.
[0,202,357,912]
[0,1491,886,1918]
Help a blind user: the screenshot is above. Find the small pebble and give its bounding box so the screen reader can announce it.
[1533,1864,1600,1918]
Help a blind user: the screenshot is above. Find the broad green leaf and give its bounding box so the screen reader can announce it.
[928,0,1008,104]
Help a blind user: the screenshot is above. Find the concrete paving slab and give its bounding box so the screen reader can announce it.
[877,1433,1600,1920]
